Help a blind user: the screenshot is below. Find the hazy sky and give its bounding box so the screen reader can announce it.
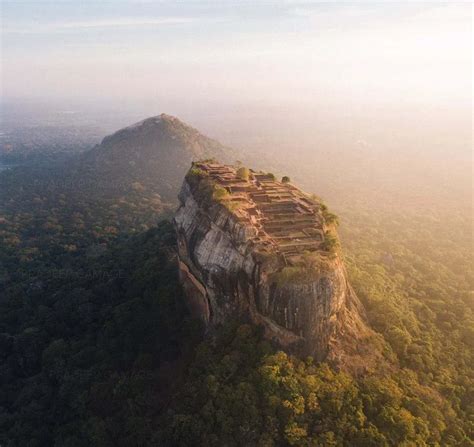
[1,1,471,108]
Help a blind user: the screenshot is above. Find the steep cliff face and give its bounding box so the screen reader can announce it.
[174,162,383,371]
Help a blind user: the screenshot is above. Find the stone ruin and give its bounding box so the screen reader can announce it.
[191,161,327,266]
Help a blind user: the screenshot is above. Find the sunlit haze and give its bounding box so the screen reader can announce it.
[1,3,473,445]
[2,2,471,107]
[1,1,472,210]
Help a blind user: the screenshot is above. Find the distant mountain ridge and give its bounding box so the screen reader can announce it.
[80,113,233,200]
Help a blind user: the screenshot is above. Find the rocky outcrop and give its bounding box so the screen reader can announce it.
[174,162,383,372]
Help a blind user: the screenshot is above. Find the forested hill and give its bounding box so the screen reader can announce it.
[0,116,472,446]
[0,114,233,267]
[78,114,233,201]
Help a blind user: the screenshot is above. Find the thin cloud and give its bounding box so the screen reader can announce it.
[3,17,197,34]
[57,17,196,29]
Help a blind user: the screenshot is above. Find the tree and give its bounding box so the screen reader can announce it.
[237,167,250,181]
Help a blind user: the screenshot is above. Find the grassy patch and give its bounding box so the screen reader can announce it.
[321,231,339,254]
[272,266,319,286]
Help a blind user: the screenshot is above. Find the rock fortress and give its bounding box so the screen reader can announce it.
[174,161,386,373]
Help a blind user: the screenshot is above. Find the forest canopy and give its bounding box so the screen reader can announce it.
[0,155,472,446]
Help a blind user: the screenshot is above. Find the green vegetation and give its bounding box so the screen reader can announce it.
[0,221,201,446]
[321,231,339,254]
[324,211,339,226]
[272,266,312,286]
[158,322,462,446]
[212,184,230,201]
[197,158,218,164]
[186,166,209,190]
[237,166,250,181]
[0,154,472,446]
[0,167,171,262]
[271,256,327,286]
[267,172,276,181]
[271,250,335,286]
[190,177,218,208]
[188,166,208,179]
[188,168,234,209]
[223,200,242,212]
[301,250,334,271]
[338,205,473,446]
[320,202,340,227]
[282,175,291,183]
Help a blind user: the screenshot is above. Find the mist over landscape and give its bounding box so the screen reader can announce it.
[0,1,472,446]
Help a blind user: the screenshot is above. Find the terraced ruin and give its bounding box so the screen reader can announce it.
[189,161,328,265]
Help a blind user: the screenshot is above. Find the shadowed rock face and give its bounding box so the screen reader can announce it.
[174,162,384,371]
